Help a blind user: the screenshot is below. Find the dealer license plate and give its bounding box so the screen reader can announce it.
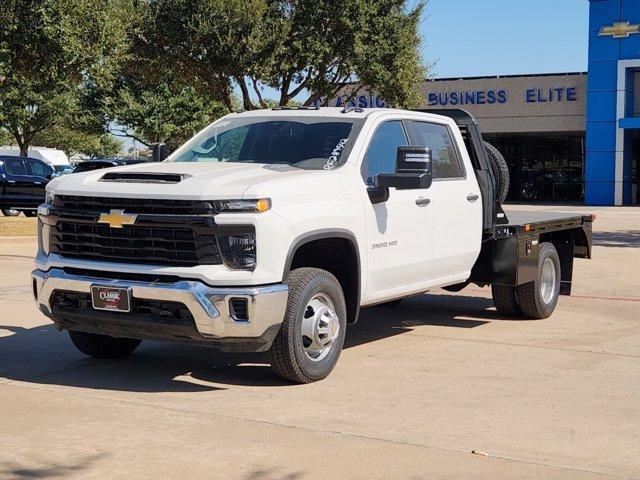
[91,285,131,313]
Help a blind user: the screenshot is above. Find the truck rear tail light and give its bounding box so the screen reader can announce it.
[229,298,249,322]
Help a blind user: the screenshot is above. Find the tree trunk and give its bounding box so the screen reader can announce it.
[12,131,28,156]
[235,77,255,111]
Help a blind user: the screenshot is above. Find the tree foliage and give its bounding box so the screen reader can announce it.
[0,0,137,155]
[108,74,229,152]
[149,0,426,109]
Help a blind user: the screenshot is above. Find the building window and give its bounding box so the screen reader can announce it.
[483,133,585,202]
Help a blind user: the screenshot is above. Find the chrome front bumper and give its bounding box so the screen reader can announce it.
[32,268,288,340]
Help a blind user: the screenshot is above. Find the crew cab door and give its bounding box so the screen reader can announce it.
[410,120,482,279]
[2,157,32,200]
[361,120,433,296]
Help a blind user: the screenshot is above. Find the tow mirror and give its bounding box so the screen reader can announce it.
[375,146,433,190]
[151,143,168,162]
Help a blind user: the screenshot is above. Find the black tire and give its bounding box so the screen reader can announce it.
[484,141,510,204]
[516,243,561,319]
[269,267,347,383]
[23,210,37,217]
[1,208,20,217]
[68,330,141,359]
[491,284,522,317]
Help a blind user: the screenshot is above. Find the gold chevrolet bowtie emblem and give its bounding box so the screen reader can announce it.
[599,21,640,38]
[97,209,138,229]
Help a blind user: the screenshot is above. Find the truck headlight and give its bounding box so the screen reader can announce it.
[45,190,54,206]
[214,199,271,213]
[217,233,256,270]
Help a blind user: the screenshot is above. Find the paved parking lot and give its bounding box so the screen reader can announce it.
[0,205,638,479]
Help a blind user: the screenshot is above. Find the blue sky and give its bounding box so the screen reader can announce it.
[419,0,589,78]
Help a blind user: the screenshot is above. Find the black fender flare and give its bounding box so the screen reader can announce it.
[283,229,361,324]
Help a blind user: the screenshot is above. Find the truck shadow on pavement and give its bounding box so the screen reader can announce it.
[592,230,640,248]
[0,292,526,390]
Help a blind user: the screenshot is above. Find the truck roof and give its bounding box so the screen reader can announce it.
[227,107,445,121]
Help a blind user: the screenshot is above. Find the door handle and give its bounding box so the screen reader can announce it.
[466,194,479,202]
[34,182,42,185]
[7,180,15,184]
[415,197,430,207]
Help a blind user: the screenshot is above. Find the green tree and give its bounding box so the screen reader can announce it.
[150,0,426,109]
[108,75,228,152]
[34,126,122,158]
[0,0,137,156]
[0,128,13,146]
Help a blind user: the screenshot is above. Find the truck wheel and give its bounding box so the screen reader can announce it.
[23,210,37,217]
[68,330,141,358]
[1,209,20,217]
[516,243,561,319]
[269,268,347,383]
[484,141,510,204]
[491,284,522,316]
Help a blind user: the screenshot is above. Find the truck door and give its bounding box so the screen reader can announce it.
[410,120,482,279]
[2,157,32,202]
[361,120,434,295]
[25,159,53,200]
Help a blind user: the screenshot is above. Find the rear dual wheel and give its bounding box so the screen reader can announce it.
[491,242,561,319]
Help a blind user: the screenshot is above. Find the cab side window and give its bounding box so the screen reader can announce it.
[26,160,52,178]
[4,158,27,175]
[361,121,408,186]
[411,122,464,179]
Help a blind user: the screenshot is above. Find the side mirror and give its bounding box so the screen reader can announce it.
[151,143,168,162]
[375,146,433,190]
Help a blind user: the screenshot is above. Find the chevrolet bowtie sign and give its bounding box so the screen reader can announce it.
[98,209,138,229]
[599,21,640,38]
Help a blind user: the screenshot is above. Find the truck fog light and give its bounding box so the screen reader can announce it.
[217,233,256,270]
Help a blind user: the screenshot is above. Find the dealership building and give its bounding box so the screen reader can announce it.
[330,0,640,205]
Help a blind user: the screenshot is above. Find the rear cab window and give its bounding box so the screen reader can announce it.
[411,121,465,180]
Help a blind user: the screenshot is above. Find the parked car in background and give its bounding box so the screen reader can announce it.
[0,146,72,177]
[72,158,149,174]
[0,156,54,216]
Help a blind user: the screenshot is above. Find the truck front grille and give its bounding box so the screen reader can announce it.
[50,220,222,266]
[54,195,215,216]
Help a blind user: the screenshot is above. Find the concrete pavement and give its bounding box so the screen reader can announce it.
[0,206,638,479]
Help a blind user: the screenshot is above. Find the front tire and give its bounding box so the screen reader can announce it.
[23,210,37,217]
[269,268,347,383]
[68,330,141,358]
[516,243,561,319]
[1,209,20,217]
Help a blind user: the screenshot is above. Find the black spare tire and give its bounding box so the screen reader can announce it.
[484,141,510,204]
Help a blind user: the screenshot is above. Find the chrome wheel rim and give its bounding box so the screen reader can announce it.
[301,293,340,362]
[540,257,557,304]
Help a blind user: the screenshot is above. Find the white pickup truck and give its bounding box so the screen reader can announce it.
[32,107,593,383]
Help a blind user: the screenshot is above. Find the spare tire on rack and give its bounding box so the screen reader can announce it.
[483,141,510,204]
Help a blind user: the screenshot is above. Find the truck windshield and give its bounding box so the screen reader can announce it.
[169,116,363,170]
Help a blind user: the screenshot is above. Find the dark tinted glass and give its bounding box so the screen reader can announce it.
[174,120,358,170]
[4,158,26,175]
[361,121,408,185]
[25,160,53,177]
[412,122,462,179]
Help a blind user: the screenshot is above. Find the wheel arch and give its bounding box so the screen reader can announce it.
[283,229,361,324]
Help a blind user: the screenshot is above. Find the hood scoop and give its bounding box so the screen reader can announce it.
[99,172,189,184]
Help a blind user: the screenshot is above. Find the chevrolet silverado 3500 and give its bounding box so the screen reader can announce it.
[32,107,593,383]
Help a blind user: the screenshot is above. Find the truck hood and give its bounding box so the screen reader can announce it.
[50,162,321,199]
